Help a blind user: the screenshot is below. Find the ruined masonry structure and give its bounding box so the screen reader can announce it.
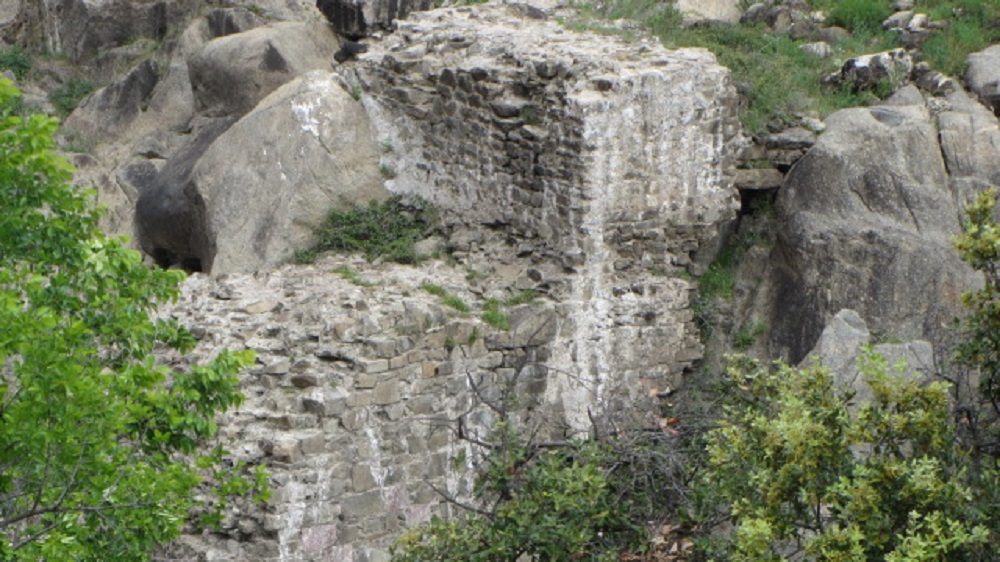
[352,5,741,432]
[166,6,741,561]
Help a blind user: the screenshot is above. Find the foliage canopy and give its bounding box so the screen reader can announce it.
[0,79,265,560]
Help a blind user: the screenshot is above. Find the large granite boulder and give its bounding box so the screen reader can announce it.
[62,58,160,143]
[938,88,1000,204]
[966,44,1000,114]
[134,118,236,271]
[189,71,386,274]
[769,101,980,362]
[188,21,340,118]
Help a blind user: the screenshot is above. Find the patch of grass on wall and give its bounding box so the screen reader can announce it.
[421,283,470,314]
[482,298,511,330]
[297,195,435,265]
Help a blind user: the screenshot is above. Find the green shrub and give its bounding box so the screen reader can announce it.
[391,423,641,562]
[576,0,897,131]
[0,46,31,80]
[0,79,267,560]
[48,77,94,116]
[298,195,435,264]
[697,353,989,560]
[505,289,539,306]
[733,321,767,349]
[923,16,997,76]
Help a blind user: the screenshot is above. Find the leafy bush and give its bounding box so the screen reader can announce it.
[297,195,435,264]
[954,188,1000,459]
[392,422,642,561]
[697,354,988,560]
[0,79,267,560]
[48,77,94,116]
[0,46,31,80]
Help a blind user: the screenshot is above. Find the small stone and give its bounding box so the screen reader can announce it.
[351,465,378,492]
[245,300,280,314]
[291,373,321,388]
[734,168,784,190]
[882,10,913,30]
[299,433,326,455]
[265,359,291,375]
[763,127,816,150]
[907,13,928,31]
[373,380,401,405]
[799,41,831,58]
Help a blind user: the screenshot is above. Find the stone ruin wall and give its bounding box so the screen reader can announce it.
[162,6,743,560]
[351,6,742,429]
[162,258,561,561]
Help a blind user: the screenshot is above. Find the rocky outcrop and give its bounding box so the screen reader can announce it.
[823,48,913,92]
[188,21,341,118]
[805,309,936,408]
[966,44,1000,114]
[938,88,1000,203]
[352,4,742,429]
[766,99,980,362]
[62,58,160,144]
[316,0,434,38]
[191,71,386,274]
[135,118,236,271]
[9,0,202,64]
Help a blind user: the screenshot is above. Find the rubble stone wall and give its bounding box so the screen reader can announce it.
[162,258,560,561]
[351,6,741,429]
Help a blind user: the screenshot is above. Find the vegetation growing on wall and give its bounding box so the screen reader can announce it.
[0,80,268,560]
[296,195,436,265]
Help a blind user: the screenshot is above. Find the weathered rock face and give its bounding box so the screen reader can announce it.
[188,21,341,118]
[805,309,936,409]
[192,71,386,274]
[767,100,980,362]
[966,44,1000,114]
[135,117,236,271]
[351,5,742,428]
[938,89,1000,203]
[9,0,201,64]
[62,58,161,144]
[316,0,434,38]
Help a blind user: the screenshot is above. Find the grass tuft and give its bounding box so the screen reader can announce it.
[297,195,435,265]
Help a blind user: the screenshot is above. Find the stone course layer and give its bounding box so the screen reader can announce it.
[164,6,742,560]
